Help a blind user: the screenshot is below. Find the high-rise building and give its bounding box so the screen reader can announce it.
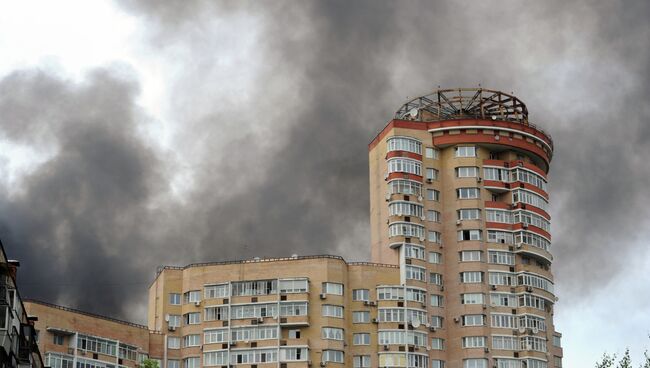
[25,88,564,368]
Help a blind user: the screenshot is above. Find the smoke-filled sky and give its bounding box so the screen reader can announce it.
[1,0,649,366]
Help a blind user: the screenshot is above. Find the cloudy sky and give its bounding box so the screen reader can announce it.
[1,0,649,366]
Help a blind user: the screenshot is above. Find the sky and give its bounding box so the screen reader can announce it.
[0,0,649,366]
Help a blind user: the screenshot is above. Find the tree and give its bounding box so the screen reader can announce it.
[594,347,650,368]
[595,353,616,368]
[142,359,160,368]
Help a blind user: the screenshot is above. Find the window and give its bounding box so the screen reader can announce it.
[167,337,180,349]
[457,230,481,241]
[389,180,422,196]
[353,311,370,323]
[461,271,483,283]
[491,293,517,307]
[460,250,482,261]
[387,136,422,154]
[491,313,516,328]
[378,331,428,347]
[514,210,550,232]
[53,335,64,345]
[231,326,278,342]
[488,250,515,265]
[322,282,343,295]
[203,351,228,366]
[388,158,422,176]
[322,350,344,364]
[425,147,439,159]
[519,315,547,331]
[431,338,444,350]
[456,166,478,177]
[204,329,228,344]
[430,315,443,328]
[429,273,443,285]
[457,187,480,199]
[288,329,301,339]
[279,278,308,293]
[512,168,547,191]
[463,315,485,326]
[512,189,549,212]
[182,335,200,347]
[430,294,443,307]
[486,209,512,223]
[484,167,510,182]
[428,252,442,264]
[322,327,344,340]
[526,359,548,368]
[389,201,424,217]
[494,358,520,368]
[519,294,547,310]
[487,230,514,244]
[554,356,562,368]
[168,315,181,328]
[404,244,426,260]
[205,306,229,321]
[431,360,445,368]
[232,279,277,296]
[389,222,426,238]
[280,302,307,318]
[405,265,426,282]
[322,305,344,318]
[353,333,370,345]
[515,231,551,252]
[492,336,518,350]
[426,168,439,180]
[167,360,180,368]
[231,349,277,364]
[169,293,181,305]
[427,210,441,222]
[458,208,481,220]
[204,284,229,299]
[183,312,200,325]
[553,335,562,347]
[353,355,371,368]
[428,230,441,243]
[461,293,484,305]
[464,359,488,368]
[183,358,200,368]
[352,289,369,301]
[520,336,547,352]
[455,146,476,157]
[281,347,308,362]
[489,272,515,286]
[231,303,278,319]
[426,188,440,201]
[183,291,201,304]
[462,336,486,348]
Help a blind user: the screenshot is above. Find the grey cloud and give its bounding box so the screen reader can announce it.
[1,0,649,323]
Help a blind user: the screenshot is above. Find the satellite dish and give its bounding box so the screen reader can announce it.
[409,108,419,118]
[411,317,421,328]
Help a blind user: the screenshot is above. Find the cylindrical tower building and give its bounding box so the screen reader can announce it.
[369,88,562,368]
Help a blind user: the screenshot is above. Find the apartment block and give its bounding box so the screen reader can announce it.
[0,239,44,368]
[24,88,563,368]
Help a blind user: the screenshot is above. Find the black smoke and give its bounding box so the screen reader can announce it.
[1,0,649,324]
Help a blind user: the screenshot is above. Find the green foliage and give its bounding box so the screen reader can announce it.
[142,359,159,368]
[617,349,631,368]
[596,353,616,368]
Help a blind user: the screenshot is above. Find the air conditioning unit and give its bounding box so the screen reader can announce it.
[439,286,444,292]
[420,215,426,221]
[168,326,176,332]
[482,304,488,310]
[425,323,431,328]
[491,284,497,290]
[453,317,460,323]
[257,317,264,323]
[522,223,529,229]
[429,326,436,332]
[320,362,327,367]
[419,235,425,242]
[456,220,462,226]
[518,327,526,334]
[477,177,482,183]
[526,286,533,293]
[384,173,389,180]
[532,327,539,334]
[516,242,524,248]
[383,345,389,351]
[320,293,327,300]
[426,178,433,183]
[386,193,392,201]
[396,211,403,217]
[484,347,490,353]
[372,318,379,324]
[194,301,201,307]
[417,195,423,202]
[363,301,376,307]
[526,343,533,351]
